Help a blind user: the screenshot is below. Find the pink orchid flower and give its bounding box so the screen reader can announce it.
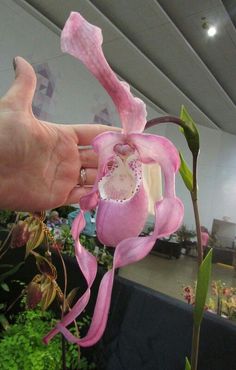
[44,12,184,347]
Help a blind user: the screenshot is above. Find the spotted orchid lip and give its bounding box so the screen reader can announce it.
[98,155,141,202]
[44,11,184,348]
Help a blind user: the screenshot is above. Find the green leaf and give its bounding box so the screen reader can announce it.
[180,105,200,158]
[1,282,10,292]
[194,249,213,327]
[0,261,25,283]
[179,152,193,192]
[0,314,10,330]
[185,357,191,370]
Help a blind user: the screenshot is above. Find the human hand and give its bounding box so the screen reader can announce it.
[0,57,115,212]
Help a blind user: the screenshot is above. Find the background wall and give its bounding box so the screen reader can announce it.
[1,0,236,233]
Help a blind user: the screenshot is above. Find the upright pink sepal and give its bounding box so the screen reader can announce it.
[61,12,147,134]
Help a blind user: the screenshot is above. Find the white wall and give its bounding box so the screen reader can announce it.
[1,0,236,233]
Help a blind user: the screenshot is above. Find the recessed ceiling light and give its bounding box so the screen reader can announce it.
[201,17,217,37]
[207,26,217,37]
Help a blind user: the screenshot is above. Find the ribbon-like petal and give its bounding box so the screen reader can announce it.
[51,195,183,347]
[44,211,97,344]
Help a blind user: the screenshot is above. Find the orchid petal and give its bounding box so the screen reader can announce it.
[71,211,85,240]
[79,190,99,212]
[56,270,114,347]
[61,12,147,134]
[44,212,97,344]
[50,195,183,346]
[96,184,148,246]
[92,132,124,167]
[130,133,180,197]
[152,197,184,239]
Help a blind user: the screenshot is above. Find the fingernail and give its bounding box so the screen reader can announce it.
[13,57,17,71]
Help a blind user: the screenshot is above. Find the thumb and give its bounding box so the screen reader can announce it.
[4,56,37,111]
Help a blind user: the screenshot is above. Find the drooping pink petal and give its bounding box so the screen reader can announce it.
[53,194,183,347]
[71,210,86,240]
[152,197,184,240]
[130,133,181,197]
[79,190,99,212]
[56,270,114,347]
[61,12,147,134]
[44,211,97,344]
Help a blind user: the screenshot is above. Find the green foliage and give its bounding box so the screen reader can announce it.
[193,249,213,327]
[0,265,25,330]
[59,224,76,256]
[176,224,196,243]
[58,228,113,270]
[54,206,77,219]
[79,234,96,251]
[185,357,191,370]
[179,152,193,192]
[0,308,95,370]
[0,210,15,227]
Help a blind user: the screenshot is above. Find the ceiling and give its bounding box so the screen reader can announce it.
[18,0,236,135]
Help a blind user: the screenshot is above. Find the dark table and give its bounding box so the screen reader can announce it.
[151,239,182,259]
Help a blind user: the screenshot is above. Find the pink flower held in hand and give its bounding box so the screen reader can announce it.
[44,12,184,347]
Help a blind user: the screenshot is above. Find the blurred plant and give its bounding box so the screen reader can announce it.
[0,264,25,330]
[50,224,113,270]
[183,280,236,321]
[210,280,236,320]
[0,210,16,228]
[54,205,77,219]
[0,306,95,370]
[177,224,196,243]
[0,211,82,369]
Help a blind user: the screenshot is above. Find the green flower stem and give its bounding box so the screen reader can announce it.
[190,161,202,370]
[191,155,203,267]
[191,323,200,370]
[55,246,68,370]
